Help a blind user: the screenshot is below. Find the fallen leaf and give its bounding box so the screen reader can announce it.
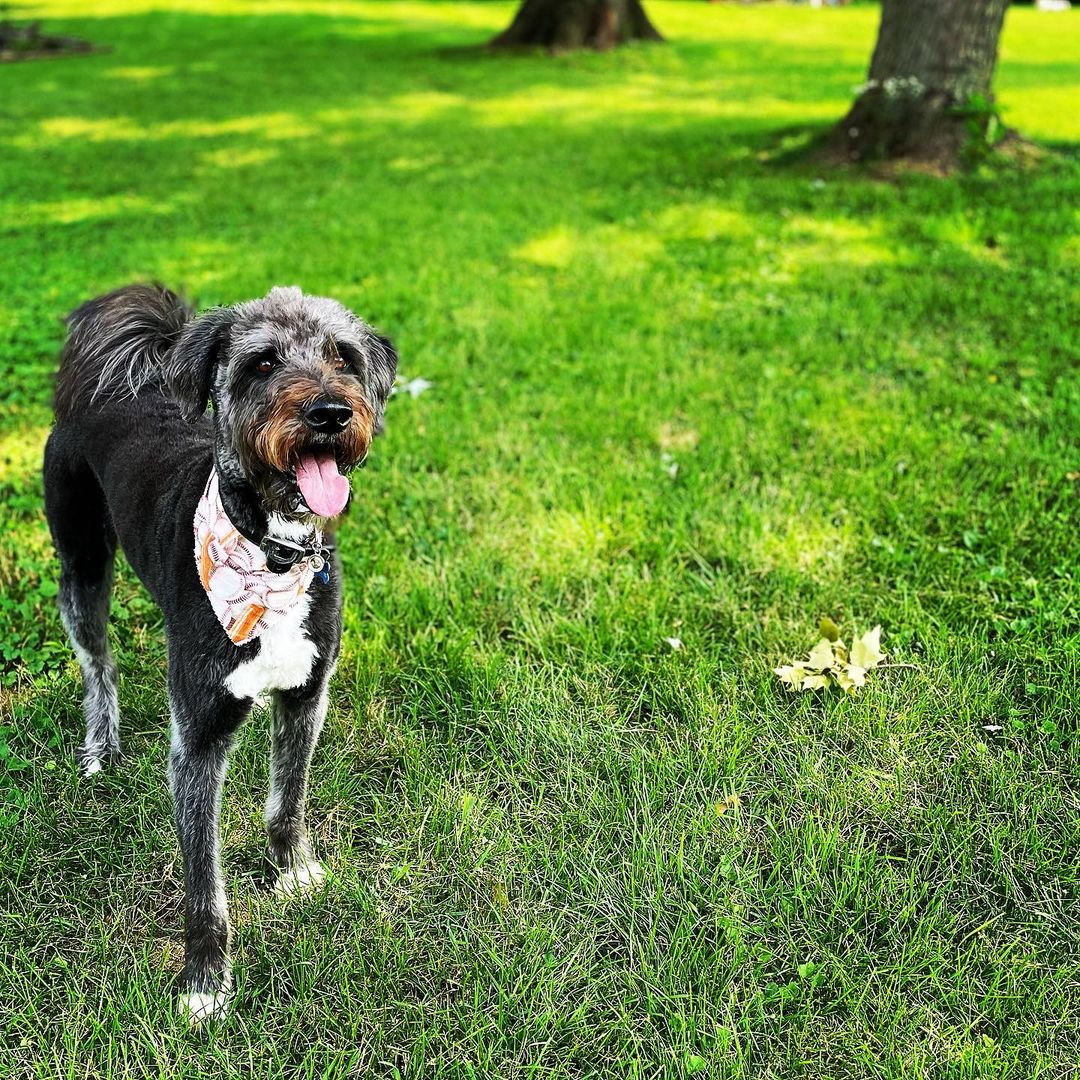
[836,664,866,694]
[806,638,835,671]
[664,637,683,651]
[774,663,807,690]
[850,626,885,670]
[774,624,890,695]
[834,668,855,694]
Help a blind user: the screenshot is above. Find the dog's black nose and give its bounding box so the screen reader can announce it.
[304,399,352,434]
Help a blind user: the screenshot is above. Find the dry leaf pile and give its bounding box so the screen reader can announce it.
[775,620,886,694]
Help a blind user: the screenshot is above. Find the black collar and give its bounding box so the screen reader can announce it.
[259,533,334,574]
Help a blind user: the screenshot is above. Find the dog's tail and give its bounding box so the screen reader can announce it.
[54,284,193,421]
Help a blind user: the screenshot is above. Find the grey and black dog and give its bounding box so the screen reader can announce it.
[43,284,397,1022]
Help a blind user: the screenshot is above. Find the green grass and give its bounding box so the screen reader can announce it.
[2,1,1079,1076]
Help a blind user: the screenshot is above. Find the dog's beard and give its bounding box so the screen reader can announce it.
[232,382,375,519]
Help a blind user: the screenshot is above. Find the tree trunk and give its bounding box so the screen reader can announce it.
[831,0,1009,166]
[490,0,663,51]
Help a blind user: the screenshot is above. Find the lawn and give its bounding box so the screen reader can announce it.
[1,1,1079,1076]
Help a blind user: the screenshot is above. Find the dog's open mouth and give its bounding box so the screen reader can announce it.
[295,449,350,517]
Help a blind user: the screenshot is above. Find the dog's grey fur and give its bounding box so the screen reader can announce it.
[44,283,397,1021]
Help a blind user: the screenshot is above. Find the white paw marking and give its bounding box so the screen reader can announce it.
[179,990,229,1025]
[275,861,327,896]
[82,757,103,776]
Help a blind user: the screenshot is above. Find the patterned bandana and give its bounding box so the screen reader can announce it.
[193,471,320,646]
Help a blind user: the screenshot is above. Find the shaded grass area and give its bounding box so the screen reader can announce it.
[1,2,1079,1076]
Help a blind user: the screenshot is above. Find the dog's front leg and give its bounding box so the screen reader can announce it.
[168,684,243,1024]
[266,680,329,894]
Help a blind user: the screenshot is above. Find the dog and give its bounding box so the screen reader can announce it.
[43,284,397,1022]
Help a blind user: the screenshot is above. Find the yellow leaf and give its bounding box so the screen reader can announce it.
[846,664,867,687]
[802,674,830,690]
[774,664,807,690]
[806,639,835,671]
[835,668,856,694]
[818,617,841,642]
[850,626,885,670]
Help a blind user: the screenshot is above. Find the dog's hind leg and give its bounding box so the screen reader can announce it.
[266,680,330,895]
[44,439,120,775]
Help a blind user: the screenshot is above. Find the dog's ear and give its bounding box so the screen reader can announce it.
[368,332,399,433]
[168,307,236,421]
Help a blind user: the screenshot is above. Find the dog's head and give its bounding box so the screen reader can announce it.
[170,287,397,519]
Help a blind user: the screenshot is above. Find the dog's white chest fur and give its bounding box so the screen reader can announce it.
[223,591,317,699]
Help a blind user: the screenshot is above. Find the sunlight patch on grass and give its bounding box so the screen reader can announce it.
[473,86,839,129]
[762,517,852,577]
[514,228,577,270]
[594,227,665,274]
[107,65,174,82]
[653,203,756,242]
[778,215,900,274]
[512,199,759,279]
[388,91,472,122]
[199,146,279,170]
[29,112,315,147]
[35,116,144,143]
[498,507,615,580]
[727,507,854,580]
[513,223,663,275]
[25,0,509,30]
[1,193,175,228]
[154,239,244,292]
[0,425,48,484]
[387,154,446,174]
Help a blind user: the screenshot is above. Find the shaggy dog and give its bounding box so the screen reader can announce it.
[43,284,397,1022]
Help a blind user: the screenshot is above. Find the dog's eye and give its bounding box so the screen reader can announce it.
[328,341,359,371]
[254,350,278,375]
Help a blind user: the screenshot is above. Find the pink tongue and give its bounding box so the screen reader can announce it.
[295,451,350,518]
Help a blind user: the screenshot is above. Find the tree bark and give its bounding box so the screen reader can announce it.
[831,0,1009,165]
[490,0,663,51]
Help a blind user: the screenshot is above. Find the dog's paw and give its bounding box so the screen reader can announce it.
[77,749,117,777]
[274,860,327,897]
[179,989,230,1026]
